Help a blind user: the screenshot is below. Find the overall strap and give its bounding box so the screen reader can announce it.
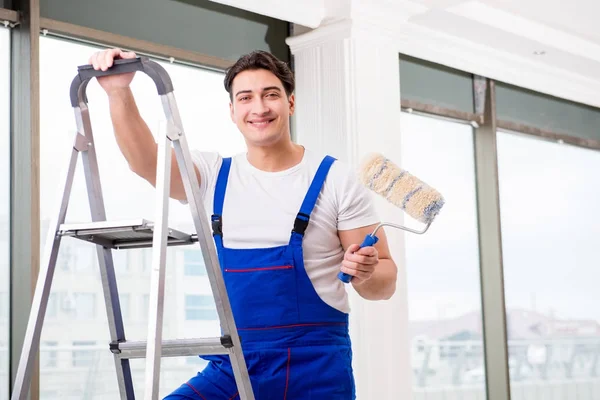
[292,155,337,236]
[211,157,231,239]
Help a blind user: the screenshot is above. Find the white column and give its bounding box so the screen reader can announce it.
[287,18,413,400]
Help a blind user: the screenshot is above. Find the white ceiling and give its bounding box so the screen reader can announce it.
[407,0,600,80]
[392,0,600,107]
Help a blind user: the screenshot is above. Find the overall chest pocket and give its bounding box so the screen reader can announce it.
[223,259,300,328]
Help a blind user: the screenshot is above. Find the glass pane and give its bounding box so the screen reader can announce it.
[0,26,10,400]
[399,54,474,114]
[184,249,206,276]
[496,82,600,144]
[185,309,218,321]
[400,113,486,399]
[185,295,214,308]
[184,249,204,264]
[497,131,600,400]
[39,36,245,398]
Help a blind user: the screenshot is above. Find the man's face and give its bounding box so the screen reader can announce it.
[229,69,294,148]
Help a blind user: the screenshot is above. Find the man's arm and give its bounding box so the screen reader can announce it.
[338,224,397,300]
[107,88,198,201]
[90,48,200,201]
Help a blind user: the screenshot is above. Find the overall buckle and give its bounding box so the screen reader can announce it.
[293,212,310,235]
[211,214,223,236]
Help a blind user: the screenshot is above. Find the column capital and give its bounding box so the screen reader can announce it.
[287,19,353,54]
[287,0,426,53]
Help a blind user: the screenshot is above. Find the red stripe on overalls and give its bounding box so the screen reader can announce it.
[284,348,291,400]
[224,265,292,273]
[185,382,207,400]
[238,322,346,331]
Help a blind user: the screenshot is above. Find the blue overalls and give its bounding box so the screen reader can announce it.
[165,155,356,399]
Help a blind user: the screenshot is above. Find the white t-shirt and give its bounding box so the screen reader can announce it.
[191,148,380,313]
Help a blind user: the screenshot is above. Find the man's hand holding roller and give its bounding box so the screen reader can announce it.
[341,244,378,283]
[338,223,398,301]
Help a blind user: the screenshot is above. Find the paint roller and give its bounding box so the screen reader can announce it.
[338,152,445,283]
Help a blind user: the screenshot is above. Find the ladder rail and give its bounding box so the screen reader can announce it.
[10,146,79,400]
[144,118,173,399]
[76,104,136,399]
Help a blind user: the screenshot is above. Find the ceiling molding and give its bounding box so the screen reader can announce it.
[286,17,403,54]
[397,22,600,109]
[286,19,352,53]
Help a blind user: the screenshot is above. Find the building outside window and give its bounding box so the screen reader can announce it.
[185,295,217,321]
[183,250,206,276]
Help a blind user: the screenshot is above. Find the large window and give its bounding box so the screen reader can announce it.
[39,36,245,398]
[399,113,486,399]
[183,249,207,276]
[497,131,600,399]
[185,295,217,321]
[0,26,10,400]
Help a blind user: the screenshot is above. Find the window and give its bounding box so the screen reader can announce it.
[399,113,486,397]
[497,131,600,399]
[72,341,96,367]
[46,293,58,319]
[41,342,58,368]
[0,342,6,398]
[0,293,6,321]
[141,294,149,321]
[141,248,152,273]
[0,25,9,400]
[185,295,217,321]
[120,293,130,320]
[39,35,245,398]
[112,249,131,273]
[183,249,206,276]
[73,293,96,319]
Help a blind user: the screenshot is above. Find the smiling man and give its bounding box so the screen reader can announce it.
[88,48,398,399]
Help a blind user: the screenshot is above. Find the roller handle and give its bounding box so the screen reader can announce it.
[70,57,173,107]
[337,234,379,283]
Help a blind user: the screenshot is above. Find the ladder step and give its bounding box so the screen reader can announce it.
[112,337,233,359]
[58,219,199,249]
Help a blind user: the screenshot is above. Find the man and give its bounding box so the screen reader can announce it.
[88,48,397,399]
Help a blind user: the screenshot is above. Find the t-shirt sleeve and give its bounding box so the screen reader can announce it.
[334,161,381,231]
[179,150,222,204]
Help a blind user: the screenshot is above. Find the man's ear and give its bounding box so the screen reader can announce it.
[229,102,234,122]
[288,93,295,116]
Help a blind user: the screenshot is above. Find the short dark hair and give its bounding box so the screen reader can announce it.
[224,50,295,100]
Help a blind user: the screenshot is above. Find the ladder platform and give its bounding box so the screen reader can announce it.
[58,219,199,249]
[112,336,233,359]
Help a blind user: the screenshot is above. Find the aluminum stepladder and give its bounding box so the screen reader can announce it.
[11,57,255,400]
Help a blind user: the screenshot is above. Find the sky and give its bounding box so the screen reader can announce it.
[1,31,600,331]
